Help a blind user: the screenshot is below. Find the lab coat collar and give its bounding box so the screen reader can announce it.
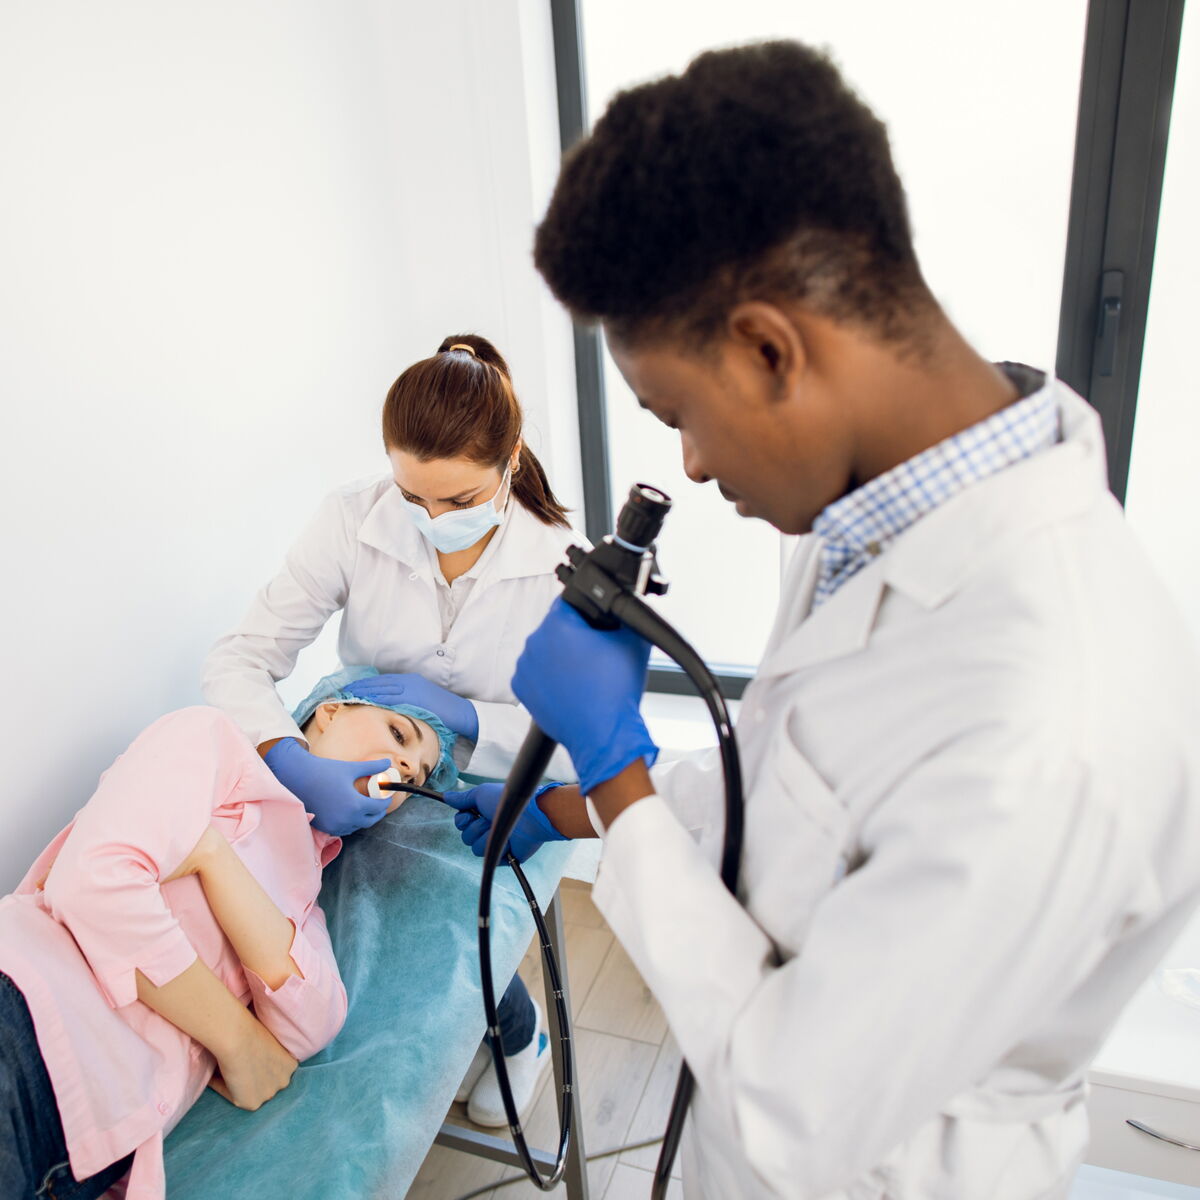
[753,380,1107,683]
[756,547,888,678]
[881,381,1107,607]
[357,482,577,583]
[356,483,430,571]
[467,499,579,586]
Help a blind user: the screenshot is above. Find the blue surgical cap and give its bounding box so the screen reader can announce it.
[291,666,460,793]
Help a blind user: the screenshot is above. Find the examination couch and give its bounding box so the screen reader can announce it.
[161,791,587,1199]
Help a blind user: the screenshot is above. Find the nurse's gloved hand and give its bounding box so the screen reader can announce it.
[512,598,658,796]
[263,738,392,837]
[443,782,568,863]
[341,673,479,741]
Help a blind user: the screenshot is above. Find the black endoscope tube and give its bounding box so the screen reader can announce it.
[474,599,743,1198]
[383,775,576,1190]
[377,781,453,804]
[470,480,745,1198]
[610,591,743,888]
[477,731,573,1190]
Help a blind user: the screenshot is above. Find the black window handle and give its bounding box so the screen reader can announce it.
[1096,269,1125,378]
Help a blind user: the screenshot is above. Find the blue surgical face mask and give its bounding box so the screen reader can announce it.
[400,463,513,554]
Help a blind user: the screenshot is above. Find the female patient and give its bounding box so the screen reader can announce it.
[0,677,455,1200]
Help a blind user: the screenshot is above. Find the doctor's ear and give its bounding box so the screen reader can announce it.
[725,302,807,395]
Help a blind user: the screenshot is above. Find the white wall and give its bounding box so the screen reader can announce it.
[0,0,577,890]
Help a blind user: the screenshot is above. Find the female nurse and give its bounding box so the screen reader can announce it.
[202,332,581,1124]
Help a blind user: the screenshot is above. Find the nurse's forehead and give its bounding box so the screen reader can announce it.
[390,451,496,498]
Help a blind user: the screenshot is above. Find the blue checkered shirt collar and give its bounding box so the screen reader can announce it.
[810,365,1060,608]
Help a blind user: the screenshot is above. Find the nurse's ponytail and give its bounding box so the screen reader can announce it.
[382,334,570,528]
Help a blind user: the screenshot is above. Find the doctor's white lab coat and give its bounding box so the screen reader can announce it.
[592,383,1200,1199]
[203,478,583,780]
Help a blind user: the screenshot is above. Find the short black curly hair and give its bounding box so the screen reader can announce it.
[534,40,935,349]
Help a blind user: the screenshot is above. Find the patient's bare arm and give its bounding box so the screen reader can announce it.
[166,826,302,989]
[135,960,297,1110]
[145,825,306,1109]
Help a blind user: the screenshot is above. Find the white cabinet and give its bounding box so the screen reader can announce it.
[1086,1081,1200,1186]
[1086,912,1200,1188]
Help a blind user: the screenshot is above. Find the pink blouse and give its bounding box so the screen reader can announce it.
[0,706,346,1199]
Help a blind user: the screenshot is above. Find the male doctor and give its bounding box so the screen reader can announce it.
[456,40,1200,1199]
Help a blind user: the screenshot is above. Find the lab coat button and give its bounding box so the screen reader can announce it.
[408,571,419,581]
[157,1101,170,1116]
[436,648,445,656]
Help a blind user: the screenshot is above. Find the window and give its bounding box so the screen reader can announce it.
[1124,0,1199,644]
[553,0,1185,691]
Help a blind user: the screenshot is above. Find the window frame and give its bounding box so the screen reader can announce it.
[550,0,1185,696]
[1056,0,1186,502]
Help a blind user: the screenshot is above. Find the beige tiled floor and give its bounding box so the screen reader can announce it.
[405,880,684,1200]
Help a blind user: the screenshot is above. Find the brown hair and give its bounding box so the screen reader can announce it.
[382,334,570,528]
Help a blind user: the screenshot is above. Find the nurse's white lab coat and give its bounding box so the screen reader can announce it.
[592,383,1200,1199]
[203,477,583,780]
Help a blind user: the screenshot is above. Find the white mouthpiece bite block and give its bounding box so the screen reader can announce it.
[367,767,403,801]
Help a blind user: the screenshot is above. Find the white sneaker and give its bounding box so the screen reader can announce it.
[467,1000,551,1128]
[454,1040,492,1104]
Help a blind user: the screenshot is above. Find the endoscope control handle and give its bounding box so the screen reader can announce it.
[555,484,673,627]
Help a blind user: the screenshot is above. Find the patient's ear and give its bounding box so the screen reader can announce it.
[310,702,341,734]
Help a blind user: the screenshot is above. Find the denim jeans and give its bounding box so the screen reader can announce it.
[0,972,133,1200]
[494,973,536,1054]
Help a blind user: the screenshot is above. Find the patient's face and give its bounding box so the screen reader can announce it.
[306,703,440,790]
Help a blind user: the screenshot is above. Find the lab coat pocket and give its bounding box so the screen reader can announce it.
[740,729,850,957]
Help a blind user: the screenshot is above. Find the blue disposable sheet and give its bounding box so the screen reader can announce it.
[162,793,574,1199]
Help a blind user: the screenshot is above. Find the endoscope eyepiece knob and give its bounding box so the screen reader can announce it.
[614,484,672,553]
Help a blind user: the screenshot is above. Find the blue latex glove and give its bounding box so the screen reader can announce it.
[264,737,392,836]
[512,597,658,796]
[442,782,568,864]
[341,673,479,741]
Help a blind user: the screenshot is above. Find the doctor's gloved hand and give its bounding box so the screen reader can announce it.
[263,738,392,837]
[341,673,479,741]
[512,598,659,796]
[442,782,568,864]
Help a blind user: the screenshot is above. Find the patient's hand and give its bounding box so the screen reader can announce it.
[209,1016,298,1111]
